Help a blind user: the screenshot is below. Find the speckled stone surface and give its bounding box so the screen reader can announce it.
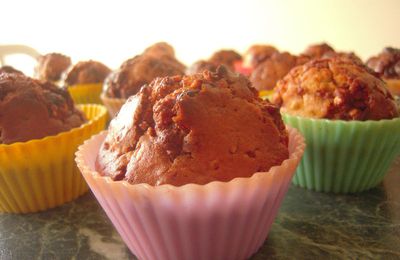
[1,159,399,260]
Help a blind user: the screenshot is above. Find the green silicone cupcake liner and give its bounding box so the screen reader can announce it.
[283,114,400,193]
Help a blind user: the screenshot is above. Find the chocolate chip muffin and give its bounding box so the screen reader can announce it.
[64,60,111,87]
[273,58,398,120]
[242,44,279,69]
[96,66,289,186]
[186,60,218,75]
[302,43,335,59]
[0,66,23,75]
[209,50,242,71]
[104,54,185,99]
[0,73,86,144]
[35,53,71,81]
[366,47,400,79]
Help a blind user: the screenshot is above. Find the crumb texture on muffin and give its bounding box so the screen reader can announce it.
[96,66,289,186]
[273,58,399,120]
[0,73,86,144]
[35,53,71,81]
[367,47,400,79]
[64,60,111,86]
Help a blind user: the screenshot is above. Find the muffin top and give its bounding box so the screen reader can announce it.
[322,51,363,65]
[273,58,399,120]
[302,43,335,59]
[64,60,111,86]
[0,73,86,144]
[143,42,176,58]
[250,52,300,91]
[35,53,71,82]
[96,66,289,186]
[243,44,279,68]
[366,47,400,79]
[104,54,186,99]
[209,50,242,71]
[0,66,23,75]
[186,60,218,75]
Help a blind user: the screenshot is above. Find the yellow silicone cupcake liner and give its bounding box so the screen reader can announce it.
[67,83,103,104]
[259,90,274,101]
[385,79,400,96]
[100,93,126,118]
[0,104,107,213]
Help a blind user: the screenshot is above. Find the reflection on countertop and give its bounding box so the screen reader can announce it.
[1,159,399,260]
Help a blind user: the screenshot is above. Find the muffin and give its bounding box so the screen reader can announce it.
[102,54,185,117]
[186,60,218,75]
[143,42,176,58]
[302,43,335,59]
[97,66,289,186]
[0,72,107,213]
[63,60,111,104]
[0,65,23,75]
[209,49,242,71]
[366,47,400,95]
[35,53,71,82]
[322,51,363,65]
[273,57,400,193]
[77,66,305,259]
[242,44,279,69]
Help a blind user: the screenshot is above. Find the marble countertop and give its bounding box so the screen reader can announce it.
[1,159,399,260]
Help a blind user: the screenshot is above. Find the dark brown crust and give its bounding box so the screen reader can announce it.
[243,45,279,68]
[187,60,218,75]
[273,58,399,120]
[143,42,176,58]
[209,50,242,71]
[35,53,71,81]
[96,66,289,186]
[0,66,23,75]
[0,73,86,144]
[104,55,185,99]
[366,47,400,79]
[302,43,335,59]
[64,60,111,86]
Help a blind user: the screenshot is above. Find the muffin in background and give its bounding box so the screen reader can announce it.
[63,60,111,104]
[76,66,305,259]
[273,57,400,193]
[302,42,335,59]
[0,65,24,75]
[186,60,218,75]
[143,42,176,58]
[35,53,71,82]
[242,44,279,69]
[0,72,107,213]
[366,47,400,95]
[0,72,86,144]
[188,49,242,75]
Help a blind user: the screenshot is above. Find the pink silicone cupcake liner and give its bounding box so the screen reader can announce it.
[76,127,305,260]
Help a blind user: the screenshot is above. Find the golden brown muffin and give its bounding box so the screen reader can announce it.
[302,43,335,59]
[64,60,111,86]
[0,66,23,75]
[0,73,86,144]
[96,66,289,186]
[143,42,176,58]
[243,44,279,68]
[250,52,298,91]
[186,60,218,75]
[209,50,242,71]
[35,53,71,81]
[104,54,185,99]
[366,47,400,79]
[273,58,399,120]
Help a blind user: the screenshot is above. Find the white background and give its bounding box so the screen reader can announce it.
[1,0,399,74]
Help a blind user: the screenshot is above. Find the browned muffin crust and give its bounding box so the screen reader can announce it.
[243,44,279,68]
[302,43,335,59]
[104,54,185,99]
[250,52,298,91]
[143,42,175,58]
[64,60,111,86]
[96,66,289,186]
[186,60,218,75]
[0,66,23,75]
[366,47,400,79]
[209,50,242,71]
[322,51,363,65]
[0,73,86,144]
[273,58,399,120]
[35,53,71,81]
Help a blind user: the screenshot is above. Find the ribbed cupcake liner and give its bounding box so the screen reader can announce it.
[283,114,400,193]
[68,83,103,104]
[76,127,305,260]
[0,104,107,213]
[100,93,126,118]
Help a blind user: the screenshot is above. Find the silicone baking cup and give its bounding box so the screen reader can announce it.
[283,113,400,193]
[0,104,107,213]
[76,127,305,260]
[67,83,103,104]
[100,93,126,118]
